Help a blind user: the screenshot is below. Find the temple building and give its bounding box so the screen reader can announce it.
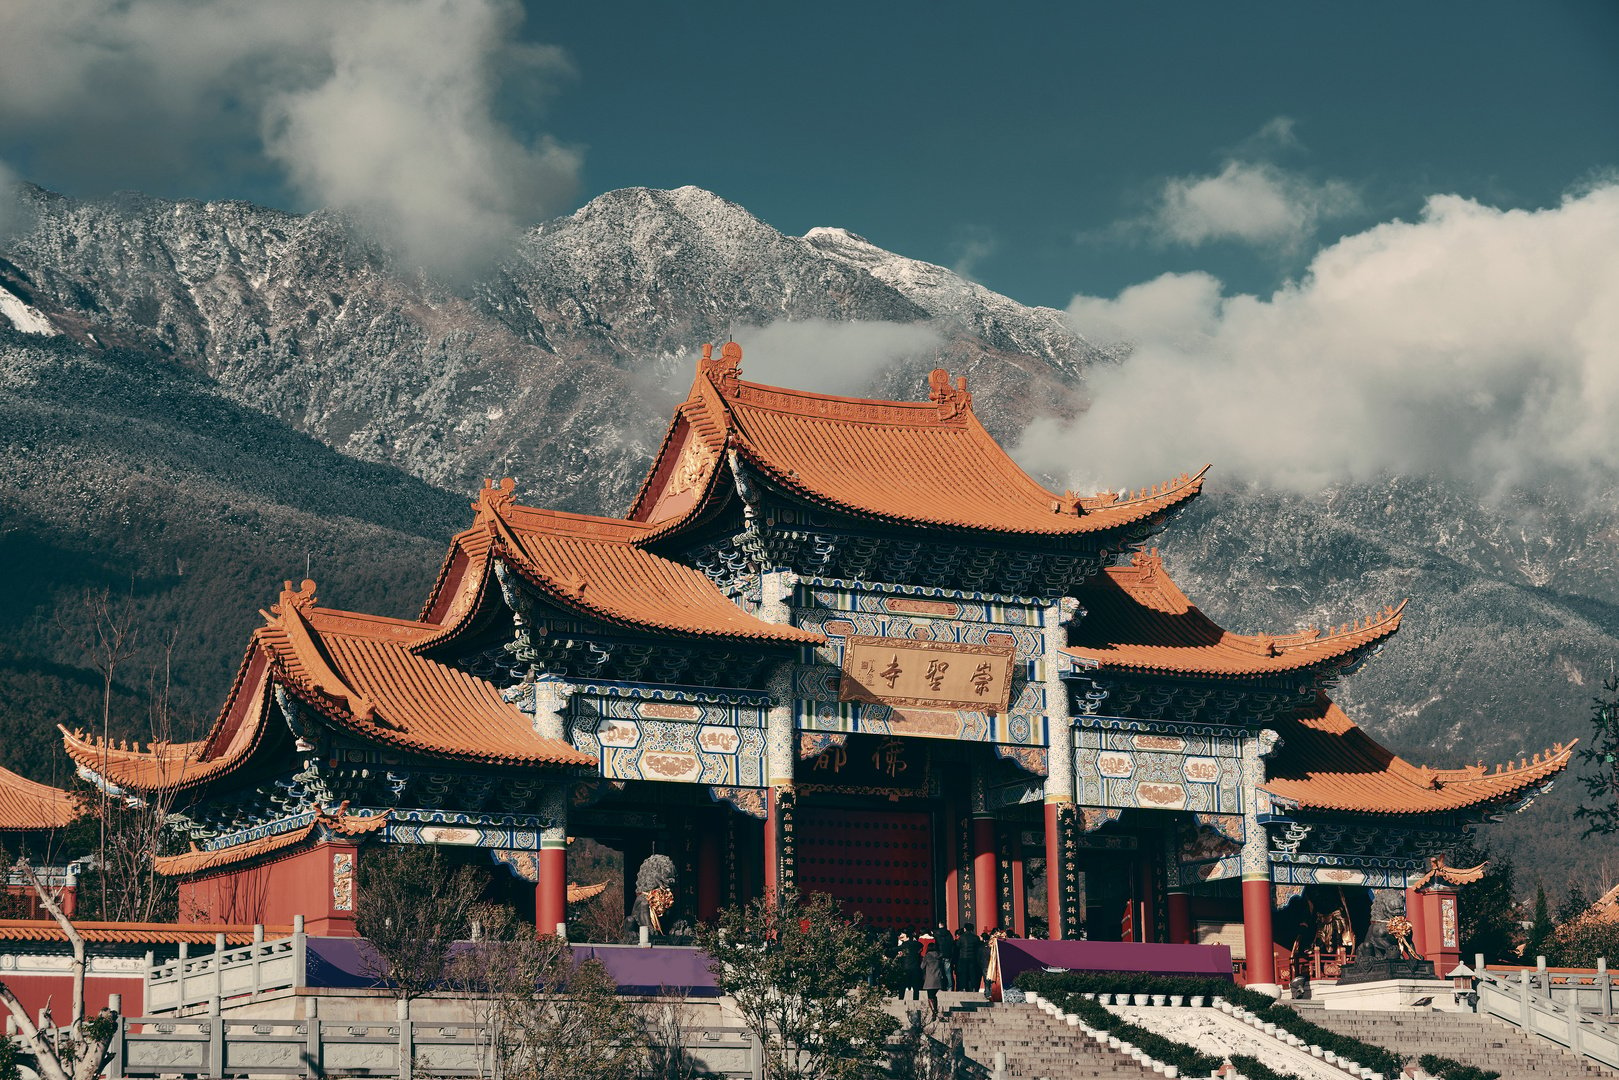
[0,764,84,917]
[51,344,1572,990]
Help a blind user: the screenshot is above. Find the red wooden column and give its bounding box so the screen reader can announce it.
[532,678,574,939]
[971,814,998,933]
[1043,803,1063,937]
[1009,834,1026,937]
[764,789,781,906]
[536,782,568,938]
[537,842,567,938]
[1241,875,1277,989]
[1167,889,1194,944]
[943,800,962,932]
[697,820,723,922]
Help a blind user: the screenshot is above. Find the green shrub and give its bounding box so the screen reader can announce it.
[1231,999,1404,1078]
[1014,968,1408,1077]
[1418,1053,1501,1080]
[1231,1053,1305,1080]
[1014,969,1234,1000]
[1053,993,1221,1078]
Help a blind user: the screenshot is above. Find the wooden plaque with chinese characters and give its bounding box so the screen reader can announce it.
[838,636,1016,713]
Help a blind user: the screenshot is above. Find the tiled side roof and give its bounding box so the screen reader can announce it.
[66,580,596,794]
[418,480,822,648]
[628,344,1207,538]
[1066,551,1405,678]
[62,647,281,794]
[1408,855,1489,890]
[1263,697,1575,815]
[0,765,82,832]
[260,581,596,768]
[154,808,389,877]
[0,920,292,945]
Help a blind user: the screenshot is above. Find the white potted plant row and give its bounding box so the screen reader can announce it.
[1026,995,1186,1077]
[1222,1003,1386,1080]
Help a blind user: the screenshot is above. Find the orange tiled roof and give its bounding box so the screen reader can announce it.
[1263,697,1575,815]
[0,919,292,945]
[627,344,1207,538]
[1409,854,1489,890]
[65,581,596,794]
[61,646,282,794]
[257,581,596,768]
[1066,551,1405,679]
[0,765,83,832]
[418,479,822,647]
[154,807,389,877]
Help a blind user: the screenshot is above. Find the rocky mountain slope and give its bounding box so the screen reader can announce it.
[0,183,1608,888]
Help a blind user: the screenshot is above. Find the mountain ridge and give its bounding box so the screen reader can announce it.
[0,180,1607,890]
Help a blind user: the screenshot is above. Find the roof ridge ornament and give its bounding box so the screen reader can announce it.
[474,476,518,515]
[262,579,383,726]
[927,368,973,421]
[270,579,319,617]
[699,341,743,396]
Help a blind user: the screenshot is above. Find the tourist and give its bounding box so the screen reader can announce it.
[955,926,981,995]
[921,939,945,1020]
[932,922,956,990]
[899,930,922,995]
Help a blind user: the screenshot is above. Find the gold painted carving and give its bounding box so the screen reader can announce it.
[667,438,717,496]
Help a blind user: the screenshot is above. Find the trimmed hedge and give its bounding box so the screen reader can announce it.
[1418,1053,1501,1080]
[1054,992,1221,1078]
[1237,1000,1403,1077]
[1016,969,1232,1001]
[1230,1054,1304,1080]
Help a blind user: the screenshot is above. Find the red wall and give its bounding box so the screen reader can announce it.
[179,841,358,936]
[1,972,146,1020]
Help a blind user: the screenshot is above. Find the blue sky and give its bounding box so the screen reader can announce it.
[520,0,1619,305]
[2,1,1614,309]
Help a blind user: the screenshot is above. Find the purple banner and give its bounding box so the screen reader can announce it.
[304,938,719,996]
[995,938,1234,989]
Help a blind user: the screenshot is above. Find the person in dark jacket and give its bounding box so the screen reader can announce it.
[931,923,956,990]
[921,944,945,1020]
[898,931,922,997]
[954,926,982,995]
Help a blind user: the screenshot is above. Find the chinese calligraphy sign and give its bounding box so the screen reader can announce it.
[839,636,1015,713]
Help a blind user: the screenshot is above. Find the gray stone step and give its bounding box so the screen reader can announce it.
[1290,1003,1618,1078]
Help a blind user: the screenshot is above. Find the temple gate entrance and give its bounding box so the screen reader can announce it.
[797,805,936,930]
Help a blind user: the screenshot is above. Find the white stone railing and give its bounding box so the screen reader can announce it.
[106,1012,761,1079]
[1486,955,1617,1016]
[1475,953,1619,1071]
[144,920,305,1015]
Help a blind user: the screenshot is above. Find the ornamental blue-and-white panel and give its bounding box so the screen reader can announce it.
[1074,722,1244,813]
[569,690,767,786]
[368,808,550,850]
[793,580,1049,747]
[1270,861,1410,889]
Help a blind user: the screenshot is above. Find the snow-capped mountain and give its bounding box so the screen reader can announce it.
[0,181,1610,881]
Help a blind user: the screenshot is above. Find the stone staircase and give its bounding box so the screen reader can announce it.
[922,999,1158,1079]
[1291,999,1619,1078]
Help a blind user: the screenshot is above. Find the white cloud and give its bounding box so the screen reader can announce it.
[1150,160,1359,250]
[1019,183,1619,494]
[726,319,945,396]
[0,0,579,273]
